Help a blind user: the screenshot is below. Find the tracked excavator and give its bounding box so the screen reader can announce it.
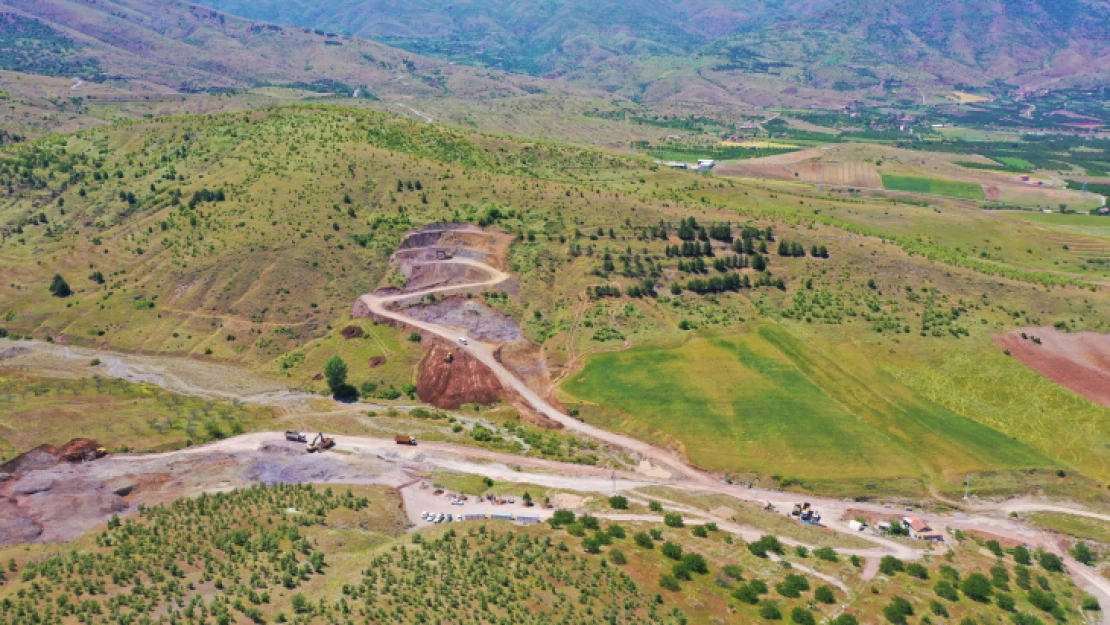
[306,432,335,453]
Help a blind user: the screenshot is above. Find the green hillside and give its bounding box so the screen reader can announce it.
[3,105,1110,495]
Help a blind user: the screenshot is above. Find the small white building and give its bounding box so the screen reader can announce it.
[849,520,867,532]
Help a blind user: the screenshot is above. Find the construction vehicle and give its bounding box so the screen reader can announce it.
[395,435,418,446]
[791,503,803,517]
[285,430,307,443]
[307,433,335,453]
[444,352,454,364]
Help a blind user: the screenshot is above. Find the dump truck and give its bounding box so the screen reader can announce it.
[307,433,335,453]
[285,430,307,443]
[395,435,418,446]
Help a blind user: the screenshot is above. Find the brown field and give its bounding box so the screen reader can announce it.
[995,327,1110,409]
[717,161,881,187]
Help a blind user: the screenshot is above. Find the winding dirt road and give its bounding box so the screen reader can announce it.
[349,227,1110,619]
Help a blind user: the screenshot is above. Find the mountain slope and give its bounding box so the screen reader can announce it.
[189,0,836,76]
[716,0,1110,90]
[0,0,553,98]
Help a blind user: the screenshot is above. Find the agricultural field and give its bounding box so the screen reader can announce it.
[564,324,1052,494]
[881,174,985,200]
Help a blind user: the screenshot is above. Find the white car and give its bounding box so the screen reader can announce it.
[436,513,445,523]
[459,337,468,345]
[421,511,429,520]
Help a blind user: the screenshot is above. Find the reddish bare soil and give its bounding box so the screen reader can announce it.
[416,341,505,409]
[341,326,365,339]
[368,356,387,368]
[995,327,1110,408]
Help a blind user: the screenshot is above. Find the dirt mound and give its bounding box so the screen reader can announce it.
[995,327,1110,408]
[368,356,387,368]
[0,445,60,475]
[984,185,1002,201]
[57,439,103,462]
[416,341,505,409]
[341,326,364,339]
[405,297,524,342]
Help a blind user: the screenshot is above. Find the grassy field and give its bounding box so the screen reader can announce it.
[1026,512,1110,544]
[888,340,1110,485]
[882,174,985,200]
[0,370,274,460]
[564,324,1051,492]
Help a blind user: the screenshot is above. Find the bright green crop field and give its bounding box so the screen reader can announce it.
[882,174,985,200]
[564,324,1050,492]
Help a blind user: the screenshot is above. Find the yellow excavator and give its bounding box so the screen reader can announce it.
[307,432,336,453]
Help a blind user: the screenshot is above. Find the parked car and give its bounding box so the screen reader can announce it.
[459,337,468,345]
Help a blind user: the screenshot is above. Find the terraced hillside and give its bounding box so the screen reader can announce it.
[2,105,1110,496]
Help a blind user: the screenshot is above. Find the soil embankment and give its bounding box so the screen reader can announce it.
[416,341,505,408]
[995,327,1110,408]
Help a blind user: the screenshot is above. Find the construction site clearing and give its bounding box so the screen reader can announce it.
[406,481,548,528]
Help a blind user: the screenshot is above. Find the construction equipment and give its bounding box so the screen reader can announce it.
[394,435,418,446]
[444,352,454,363]
[285,430,307,442]
[791,503,803,517]
[307,433,335,453]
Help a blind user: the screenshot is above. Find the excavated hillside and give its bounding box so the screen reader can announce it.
[415,341,504,409]
[353,224,562,425]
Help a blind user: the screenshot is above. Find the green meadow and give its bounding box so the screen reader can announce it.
[882,174,985,200]
[565,324,1051,491]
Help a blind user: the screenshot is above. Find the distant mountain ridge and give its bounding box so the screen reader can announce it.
[189,0,1110,91]
[192,0,838,75]
[0,0,554,97]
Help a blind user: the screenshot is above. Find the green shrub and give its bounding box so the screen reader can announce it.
[790,607,815,625]
[883,597,914,625]
[814,585,835,604]
[662,542,682,560]
[960,573,992,602]
[608,495,628,510]
[634,532,653,549]
[995,592,1015,611]
[608,549,626,565]
[663,513,684,528]
[548,510,575,527]
[879,556,905,575]
[659,573,681,592]
[759,600,782,620]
